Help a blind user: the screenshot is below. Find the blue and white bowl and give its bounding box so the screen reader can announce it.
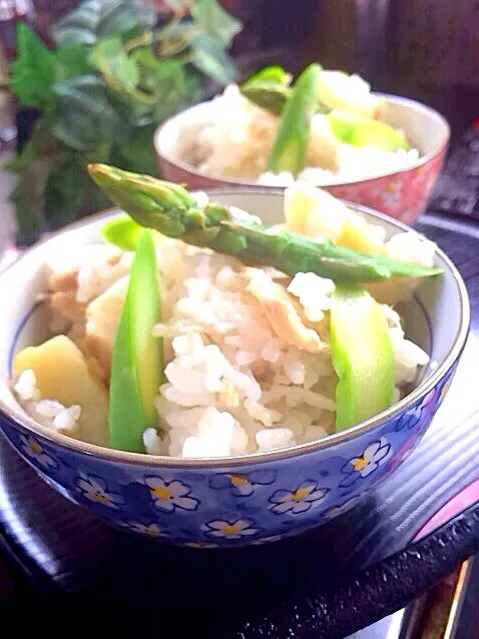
[0,191,470,547]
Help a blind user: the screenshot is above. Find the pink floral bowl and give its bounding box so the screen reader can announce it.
[154,94,450,225]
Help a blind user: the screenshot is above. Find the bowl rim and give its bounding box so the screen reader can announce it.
[0,191,470,468]
[154,92,451,189]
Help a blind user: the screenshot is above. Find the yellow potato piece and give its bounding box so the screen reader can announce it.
[284,182,386,254]
[85,276,129,384]
[13,335,109,447]
[363,277,423,305]
[284,181,346,241]
[317,70,385,118]
[339,212,387,255]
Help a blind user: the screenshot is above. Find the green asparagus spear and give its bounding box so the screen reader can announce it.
[242,65,292,88]
[109,228,163,452]
[241,84,291,116]
[101,214,144,251]
[240,65,292,115]
[330,286,394,430]
[267,63,322,174]
[241,65,330,117]
[101,213,167,251]
[88,163,442,284]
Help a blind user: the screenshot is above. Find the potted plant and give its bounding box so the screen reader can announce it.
[5,0,242,245]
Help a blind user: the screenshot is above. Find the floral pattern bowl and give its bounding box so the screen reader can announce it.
[0,191,469,547]
[155,94,450,225]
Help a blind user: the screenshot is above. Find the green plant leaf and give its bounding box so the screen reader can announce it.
[52,74,133,150]
[5,137,37,172]
[7,0,243,242]
[6,121,71,243]
[44,146,113,230]
[155,20,199,58]
[6,121,69,174]
[191,0,242,46]
[91,35,139,93]
[52,0,156,46]
[9,149,55,243]
[44,158,91,229]
[8,23,55,107]
[10,180,47,246]
[190,33,237,85]
[54,44,91,81]
[134,50,188,109]
[183,66,204,104]
[113,123,158,174]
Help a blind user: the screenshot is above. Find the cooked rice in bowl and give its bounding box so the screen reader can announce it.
[172,84,420,186]
[12,219,433,459]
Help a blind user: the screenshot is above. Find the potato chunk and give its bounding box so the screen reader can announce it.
[84,276,129,384]
[13,335,109,447]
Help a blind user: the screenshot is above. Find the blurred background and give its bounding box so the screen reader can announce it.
[15,0,479,97]
[2,0,479,246]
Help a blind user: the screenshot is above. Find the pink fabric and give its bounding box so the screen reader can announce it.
[415,479,479,540]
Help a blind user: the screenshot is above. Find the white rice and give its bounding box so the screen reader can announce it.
[151,243,427,457]
[258,144,420,186]
[182,84,420,185]
[14,370,82,436]
[46,244,133,305]
[15,229,432,459]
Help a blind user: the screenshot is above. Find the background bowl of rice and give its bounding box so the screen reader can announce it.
[0,191,468,547]
[155,93,450,225]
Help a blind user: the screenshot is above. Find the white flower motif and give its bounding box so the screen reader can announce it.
[209,469,276,497]
[340,439,391,487]
[382,179,402,207]
[202,519,259,540]
[394,405,422,432]
[269,480,329,515]
[19,434,58,469]
[75,473,123,509]
[144,476,199,513]
[121,521,165,537]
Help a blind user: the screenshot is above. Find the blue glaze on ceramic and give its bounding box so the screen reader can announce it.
[0,362,458,547]
[0,192,469,547]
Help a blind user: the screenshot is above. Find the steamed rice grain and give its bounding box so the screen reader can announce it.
[178,84,420,186]
[16,229,431,459]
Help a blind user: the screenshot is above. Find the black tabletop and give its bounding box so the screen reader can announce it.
[1,211,479,638]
